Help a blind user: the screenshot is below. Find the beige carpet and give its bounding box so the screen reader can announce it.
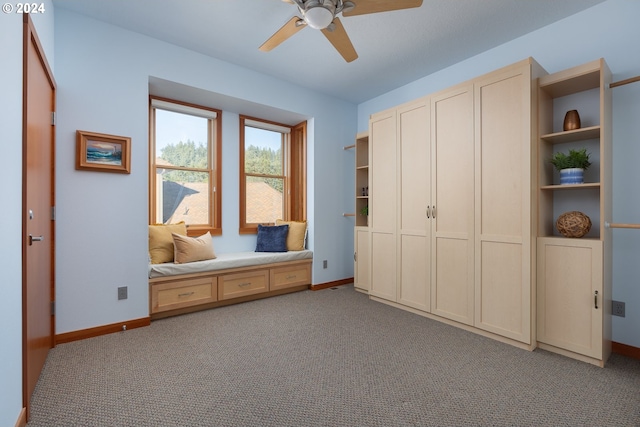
[28,285,640,426]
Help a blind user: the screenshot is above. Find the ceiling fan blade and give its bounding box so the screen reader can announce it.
[342,0,423,17]
[321,18,358,62]
[259,17,306,52]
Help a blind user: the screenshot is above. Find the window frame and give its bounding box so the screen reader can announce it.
[239,115,306,234]
[149,96,222,236]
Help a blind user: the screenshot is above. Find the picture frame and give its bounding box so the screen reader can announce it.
[76,130,131,174]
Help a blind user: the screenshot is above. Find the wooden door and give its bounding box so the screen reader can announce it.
[430,84,475,325]
[23,15,56,417]
[473,61,534,343]
[369,109,397,302]
[537,238,603,360]
[354,228,370,292]
[398,98,431,312]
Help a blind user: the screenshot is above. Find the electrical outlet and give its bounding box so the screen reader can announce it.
[323,260,328,269]
[612,300,625,317]
[118,286,128,300]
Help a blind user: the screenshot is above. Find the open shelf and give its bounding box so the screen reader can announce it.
[355,132,369,227]
[541,126,600,144]
[540,183,600,191]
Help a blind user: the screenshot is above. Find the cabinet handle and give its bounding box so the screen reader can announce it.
[594,290,598,309]
[354,252,357,262]
[286,275,297,280]
[432,206,436,219]
[427,206,430,218]
[178,291,195,297]
[239,282,251,287]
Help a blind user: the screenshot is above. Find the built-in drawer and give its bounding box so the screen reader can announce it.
[151,277,217,314]
[270,262,311,291]
[218,269,269,300]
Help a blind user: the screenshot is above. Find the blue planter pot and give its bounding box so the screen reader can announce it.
[560,168,584,185]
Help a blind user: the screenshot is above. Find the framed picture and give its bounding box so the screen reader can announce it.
[76,130,131,174]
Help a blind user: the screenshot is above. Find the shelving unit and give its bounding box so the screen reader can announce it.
[537,61,608,238]
[536,58,612,366]
[353,131,369,293]
[354,132,369,227]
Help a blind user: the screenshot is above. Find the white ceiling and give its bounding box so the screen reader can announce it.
[52,0,605,104]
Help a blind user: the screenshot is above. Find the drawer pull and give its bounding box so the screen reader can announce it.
[286,274,297,280]
[238,282,252,287]
[178,291,195,297]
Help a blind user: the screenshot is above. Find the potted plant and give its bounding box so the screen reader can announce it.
[360,205,368,226]
[550,148,591,185]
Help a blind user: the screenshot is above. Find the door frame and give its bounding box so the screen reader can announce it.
[22,12,56,417]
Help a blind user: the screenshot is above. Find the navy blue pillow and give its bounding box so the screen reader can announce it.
[255,224,289,252]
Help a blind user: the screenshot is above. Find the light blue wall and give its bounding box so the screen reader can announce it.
[0,3,54,425]
[54,9,357,334]
[357,0,640,348]
[0,12,26,426]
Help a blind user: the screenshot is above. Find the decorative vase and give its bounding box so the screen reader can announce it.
[563,110,581,131]
[559,167,584,185]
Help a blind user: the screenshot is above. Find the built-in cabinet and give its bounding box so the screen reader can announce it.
[536,59,612,366]
[362,58,546,350]
[358,57,612,364]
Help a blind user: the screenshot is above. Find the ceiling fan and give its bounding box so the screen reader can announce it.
[259,0,424,62]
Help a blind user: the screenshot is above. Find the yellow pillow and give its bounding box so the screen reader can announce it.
[148,222,187,264]
[172,232,216,264]
[275,219,307,251]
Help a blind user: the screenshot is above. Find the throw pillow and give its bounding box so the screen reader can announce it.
[148,222,187,264]
[255,224,289,252]
[275,219,307,251]
[172,232,216,264]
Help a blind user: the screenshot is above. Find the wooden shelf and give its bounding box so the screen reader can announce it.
[538,59,602,97]
[538,235,601,241]
[540,183,600,190]
[541,126,600,144]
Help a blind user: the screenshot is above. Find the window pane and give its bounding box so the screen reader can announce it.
[156,109,208,169]
[245,176,284,224]
[244,126,282,175]
[156,169,209,225]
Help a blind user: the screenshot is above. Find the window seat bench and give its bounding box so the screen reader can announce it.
[149,250,313,319]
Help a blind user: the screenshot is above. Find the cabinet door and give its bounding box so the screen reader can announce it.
[474,63,534,343]
[354,227,370,292]
[369,109,397,301]
[430,84,475,325]
[398,99,431,311]
[537,237,603,359]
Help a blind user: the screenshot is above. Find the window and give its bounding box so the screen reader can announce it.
[239,116,306,233]
[149,97,222,235]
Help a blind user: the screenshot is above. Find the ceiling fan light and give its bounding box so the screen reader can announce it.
[305,6,334,29]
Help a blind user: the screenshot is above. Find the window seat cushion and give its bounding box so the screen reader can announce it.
[149,249,313,279]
